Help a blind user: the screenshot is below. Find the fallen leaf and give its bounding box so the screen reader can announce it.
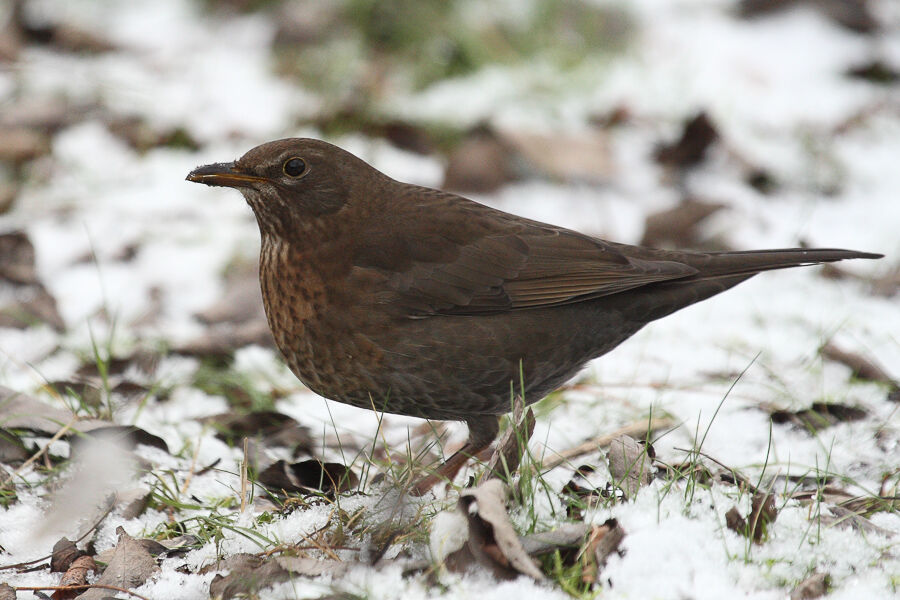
[53,555,97,600]
[498,128,613,183]
[822,342,898,389]
[456,479,544,580]
[738,0,877,34]
[640,197,726,250]
[0,386,109,436]
[69,425,169,455]
[606,435,653,499]
[769,402,868,433]
[822,505,896,536]
[654,112,719,169]
[0,427,29,464]
[23,20,117,53]
[208,555,349,600]
[581,519,625,584]
[0,583,15,600]
[519,522,592,557]
[74,528,157,600]
[0,127,50,164]
[790,572,830,600]
[725,492,777,543]
[115,488,151,520]
[201,411,312,454]
[174,320,275,358]
[0,231,37,284]
[0,283,66,331]
[258,459,359,496]
[51,538,84,572]
[443,131,515,193]
[846,60,900,85]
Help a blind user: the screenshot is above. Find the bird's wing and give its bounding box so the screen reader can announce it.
[352,189,698,316]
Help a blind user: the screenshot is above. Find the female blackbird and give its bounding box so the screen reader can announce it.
[187,138,881,493]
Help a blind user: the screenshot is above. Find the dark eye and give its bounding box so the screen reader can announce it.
[283,157,307,177]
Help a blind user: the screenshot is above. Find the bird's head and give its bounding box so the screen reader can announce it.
[187,138,383,238]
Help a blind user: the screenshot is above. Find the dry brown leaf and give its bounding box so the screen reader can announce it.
[74,528,157,600]
[258,459,358,496]
[654,112,719,169]
[0,427,29,464]
[0,127,50,163]
[790,572,830,600]
[0,583,15,600]
[769,402,868,433]
[821,505,896,536]
[738,0,877,34]
[0,231,37,284]
[53,555,98,600]
[499,128,613,183]
[640,197,727,250]
[0,386,109,436]
[443,133,514,193]
[519,522,593,557]
[0,283,66,331]
[822,341,898,389]
[726,492,777,543]
[201,411,312,454]
[115,488,151,520]
[208,555,349,600]
[51,538,84,572]
[606,435,653,499]
[581,519,625,584]
[70,425,169,455]
[457,479,544,580]
[174,320,275,358]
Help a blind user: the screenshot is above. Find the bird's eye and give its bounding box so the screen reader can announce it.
[283,157,307,178]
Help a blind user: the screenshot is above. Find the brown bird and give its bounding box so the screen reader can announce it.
[187,138,882,493]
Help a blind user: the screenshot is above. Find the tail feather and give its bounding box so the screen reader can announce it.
[610,247,882,323]
[681,248,883,280]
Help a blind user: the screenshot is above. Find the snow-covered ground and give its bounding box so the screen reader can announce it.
[0,1,898,598]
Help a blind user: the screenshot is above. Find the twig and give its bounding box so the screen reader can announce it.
[240,437,249,512]
[16,584,151,600]
[538,417,676,472]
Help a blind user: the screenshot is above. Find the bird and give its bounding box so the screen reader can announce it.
[187,138,882,494]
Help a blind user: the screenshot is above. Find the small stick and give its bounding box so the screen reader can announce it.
[240,437,249,512]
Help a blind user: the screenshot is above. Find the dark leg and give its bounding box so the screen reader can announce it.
[410,416,500,496]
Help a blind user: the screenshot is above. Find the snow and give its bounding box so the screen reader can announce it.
[0,0,898,598]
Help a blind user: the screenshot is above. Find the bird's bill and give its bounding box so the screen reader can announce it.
[186,162,265,187]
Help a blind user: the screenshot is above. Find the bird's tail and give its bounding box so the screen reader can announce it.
[613,247,882,323]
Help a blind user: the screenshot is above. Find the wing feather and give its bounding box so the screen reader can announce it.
[353,188,698,316]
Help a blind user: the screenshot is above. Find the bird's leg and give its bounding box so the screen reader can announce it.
[410,416,500,496]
